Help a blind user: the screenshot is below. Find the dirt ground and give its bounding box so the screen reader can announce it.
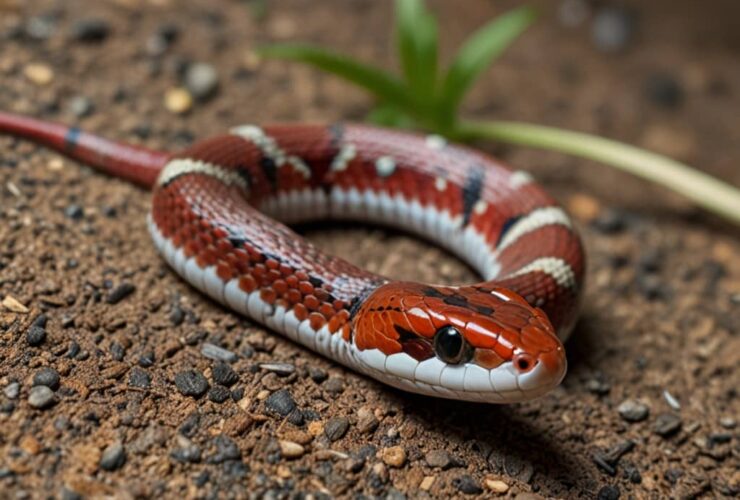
[0,0,738,498]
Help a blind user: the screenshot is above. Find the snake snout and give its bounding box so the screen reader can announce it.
[516,346,567,393]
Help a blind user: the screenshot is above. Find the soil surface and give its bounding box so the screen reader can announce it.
[1,1,738,498]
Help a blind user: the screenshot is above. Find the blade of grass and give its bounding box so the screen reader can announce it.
[366,104,416,128]
[258,44,418,116]
[396,0,438,100]
[438,7,536,126]
[458,120,740,225]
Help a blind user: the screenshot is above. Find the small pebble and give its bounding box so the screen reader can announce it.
[174,370,209,398]
[128,368,151,389]
[26,325,46,346]
[164,87,193,114]
[324,416,350,441]
[484,477,509,493]
[23,63,54,86]
[591,209,628,234]
[719,417,736,429]
[653,413,682,437]
[32,367,60,390]
[106,283,136,304]
[68,96,95,118]
[264,389,296,417]
[28,386,55,409]
[201,343,237,362]
[3,295,29,313]
[419,476,435,491]
[356,407,379,434]
[279,440,305,459]
[662,390,681,410]
[184,62,219,100]
[591,6,635,53]
[212,361,238,386]
[381,446,406,468]
[170,441,202,463]
[307,367,328,383]
[260,362,295,376]
[208,385,230,403]
[618,399,649,422]
[425,449,459,470]
[452,475,483,495]
[585,377,611,395]
[70,18,110,43]
[138,351,155,367]
[99,442,126,471]
[597,485,620,500]
[645,73,684,108]
[4,382,20,399]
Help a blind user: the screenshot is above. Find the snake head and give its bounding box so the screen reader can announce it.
[351,282,566,403]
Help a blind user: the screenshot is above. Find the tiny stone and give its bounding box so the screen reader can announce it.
[324,417,350,441]
[597,485,620,500]
[585,377,611,395]
[662,390,681,410]
[23,63,54,86]
[591,209,628,234]
[591,6,634,53]
[323,376,344,394]
[653,413,682,437]
[138,351,155,367]
[170,441,202,463]
[106,283,136,304]
[164,87,193,114]
[719,417,736,429]
[60,487,82,500]
[206,435,240,464]
[308,367,328,383]
[128,368,151,389]
[452,475,483,495]
[28,386,55,409]
[279,440,305,459]
[618,399,649,422]
[208,385,230,403]
[4,382,20,399]
[64,204,84,220]
[484,478,509,493]
[99,442,126,471]
[212,361,238,386]
[381,446,406,468]
[3,295,29,313]
[356,407,379,434]
[201,342,237,362]
[259,362,295,376]
[32,314,47,328]
[68,96,94,118]
[419,476,435,491]
[645,73,684,109]
[71,18,110,43]
[425,449,457,470]
[264,389,296,417]
[174,370,209,398]
[184,63,219,100]
[32,367,60,390]
[26,325,46,346]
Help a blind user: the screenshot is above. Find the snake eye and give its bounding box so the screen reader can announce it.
[433,326,471,364]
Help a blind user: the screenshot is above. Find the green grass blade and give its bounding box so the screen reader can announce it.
[258,44,416,114]
[458,120,740,225]
[366,104,416,128]
[438,7,536,124]
[396,0,438,100]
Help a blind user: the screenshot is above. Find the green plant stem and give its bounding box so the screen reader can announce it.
[458,120,740,225]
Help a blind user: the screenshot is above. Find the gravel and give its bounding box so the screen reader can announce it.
[4,382,20,399]
[618,399,650,422]
[324,416,350,441]
[106,283,136,304]
[264,389,296,416]
[32,367,61,390]
[653,413,682,437]
[99,442,126,471]
[597,484,621,500]
[259,362,295,376]
[70,18,111,43]
[211,361,238,386]
[591,7,635,52]
[452,475,483,495]
[128,368,151,389]
[28,386,55,409]
[26,326,46,346]
[207,385,230,403]
[184,63,219,100]
[68,96,95,118]
[174,370,209,398]
[200,343,237,362]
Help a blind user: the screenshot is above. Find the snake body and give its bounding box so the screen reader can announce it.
[1,112,585,403]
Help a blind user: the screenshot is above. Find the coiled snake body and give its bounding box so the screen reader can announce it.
[1,112,585,403]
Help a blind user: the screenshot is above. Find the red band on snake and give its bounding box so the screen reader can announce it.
[0,112,585,403]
